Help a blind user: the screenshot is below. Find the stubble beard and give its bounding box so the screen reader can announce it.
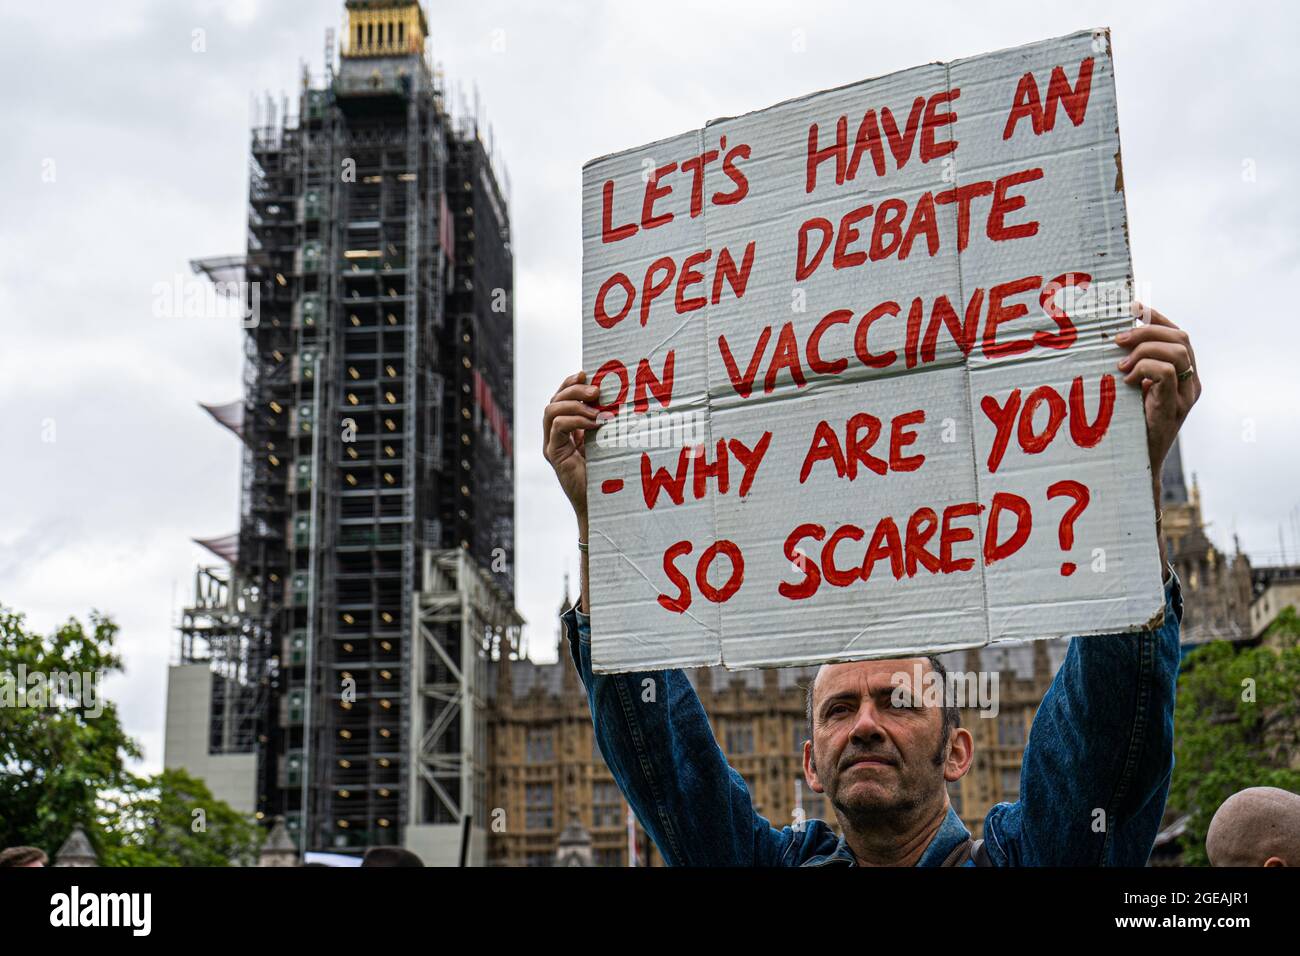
[821,729,950,833]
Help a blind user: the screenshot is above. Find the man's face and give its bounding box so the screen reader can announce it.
[805,658,951,822]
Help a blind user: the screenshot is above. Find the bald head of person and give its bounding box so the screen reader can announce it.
[1206,787,1300,867]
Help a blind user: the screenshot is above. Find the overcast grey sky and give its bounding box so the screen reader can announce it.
[1,0,1297,774]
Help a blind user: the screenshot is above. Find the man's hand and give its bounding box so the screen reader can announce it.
[1116,302,1202,495]
[545,371,604,614]
[543,370,603,529]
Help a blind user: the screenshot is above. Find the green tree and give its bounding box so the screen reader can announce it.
[1170,607,1300,866]
[98,768,262,867]
[0,606,139,856]
[1,605,262,865]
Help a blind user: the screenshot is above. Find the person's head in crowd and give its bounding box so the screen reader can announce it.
[360,846,424,867]
[803,656,973,836]
[0,846,48,868]
[1206,787,1300,867]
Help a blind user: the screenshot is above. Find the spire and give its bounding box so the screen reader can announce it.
[259,816,299,867]
[555,810,593,867]
[54,824,97,867]
[556,570,573,658]
[558,571,581,690]
[1160,435,1189,505]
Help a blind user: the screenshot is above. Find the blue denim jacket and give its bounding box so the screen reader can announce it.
[560,572,1183,866]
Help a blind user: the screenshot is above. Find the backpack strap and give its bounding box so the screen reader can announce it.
[940,837,972,866]
[940,836,990,867]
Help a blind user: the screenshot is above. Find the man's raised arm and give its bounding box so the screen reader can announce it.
[983,303,1201,866]
[544,370,806,866]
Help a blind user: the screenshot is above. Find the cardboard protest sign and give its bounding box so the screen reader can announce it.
[581,28,1164,673]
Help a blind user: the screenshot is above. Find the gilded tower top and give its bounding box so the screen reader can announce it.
[343,1,428,57]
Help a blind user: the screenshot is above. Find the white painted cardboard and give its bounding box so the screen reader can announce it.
[581,28,1164,673]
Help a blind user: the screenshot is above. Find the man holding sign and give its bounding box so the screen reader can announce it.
[545,301,1197,866]
[545,29,1202,864]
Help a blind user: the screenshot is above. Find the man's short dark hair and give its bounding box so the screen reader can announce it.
[360,846,424,867]
[0,846,48,867]
[803,656,962,757]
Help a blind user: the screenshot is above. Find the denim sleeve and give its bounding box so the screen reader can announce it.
[981,571,1184,866]
[562,604,808,866]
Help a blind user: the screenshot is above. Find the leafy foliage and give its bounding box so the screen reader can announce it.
[98,768,262,867]
[1170,607,1300,866]
[0,606,139,856]
[1,605,261,866]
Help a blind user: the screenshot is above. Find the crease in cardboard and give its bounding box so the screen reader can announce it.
[698,124,730,662]
[945,54,997,655]
[591,526,721,644]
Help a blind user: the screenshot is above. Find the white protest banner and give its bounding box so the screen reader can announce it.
[581,28,1164,673]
